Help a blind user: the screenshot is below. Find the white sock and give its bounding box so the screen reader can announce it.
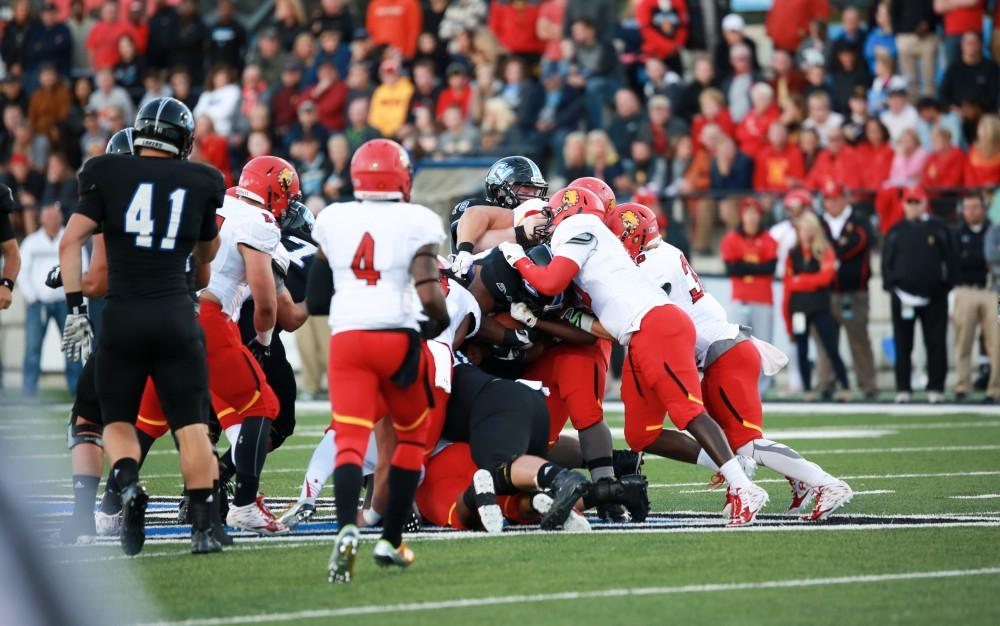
[696,448,720,471]
[719,457,752,490]
[739,439,837,488]
[300,430,337,501]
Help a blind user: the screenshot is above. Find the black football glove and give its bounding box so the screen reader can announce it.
[247,338,271,364]
[45,265,63,289]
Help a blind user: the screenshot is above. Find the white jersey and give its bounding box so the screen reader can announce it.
[203,195,281,318]
[637,243,740,367]
[549,213,669,344]
[435,278,481,349]
[313,199,445,334]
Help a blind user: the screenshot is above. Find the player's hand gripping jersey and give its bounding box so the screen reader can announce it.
[636,243,741,367]
[312,199,445,333]
[202,194,282,318]
[549,213,669,344]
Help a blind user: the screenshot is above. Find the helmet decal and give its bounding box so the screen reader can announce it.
[620,209,639,236]
[559,188,580,211]
[277,167,295,194]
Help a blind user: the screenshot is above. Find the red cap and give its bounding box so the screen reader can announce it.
[9,153,29,167]
[783,188,813,209]
[739,196,763,216]
[820,178,844,198]
[902,186,927,202]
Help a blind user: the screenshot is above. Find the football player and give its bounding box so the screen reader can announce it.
[606,202,854,520]
[497,187,770,526]
[311,138,449,582]
[0,182,18,311]
[197,156,304,536]
[59,97,226,555]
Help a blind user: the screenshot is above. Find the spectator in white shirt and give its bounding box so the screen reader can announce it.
[802,91,844,146]
[879,80,920,142]
[20,203,85,395]
[194,65,242,137]
[87,68,135,133]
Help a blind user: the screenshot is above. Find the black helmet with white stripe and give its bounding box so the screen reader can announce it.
[132,97,194,159]
[105,127,135,155]
[484,156,548,209]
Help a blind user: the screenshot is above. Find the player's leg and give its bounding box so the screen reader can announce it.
[263,336,297,452]
[62,356,103,543]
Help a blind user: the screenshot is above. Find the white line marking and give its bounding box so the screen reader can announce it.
[650,470,1000,489]
[950,494,1000,500]
[137,567,1000,625]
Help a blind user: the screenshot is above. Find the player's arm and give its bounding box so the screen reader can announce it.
[501,239,580,296]
[455,204,514,253]
[194,259,211,290]
[59,213,98,300]
[242,244,278,345]
[0,213,19,310]
[193,236,220,264]
[80,234,107,297]
[413,243,449,338]
[275,288,308,331]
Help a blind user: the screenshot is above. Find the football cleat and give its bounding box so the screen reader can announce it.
[212,521,234,546]
[373,539,415,569]
[60,515,96,546]
[786,477,815,512]
[618,474,650,523]
[612,449,643,478]
[472,469,503,534]
[278,499,317,529]
[596,502,628,522]
[403,506,423,533]
[119,483,148,556]
[803,480,853,521]
[256,493,277,522]
[540,470,592,530]
[191,529,223,554]
[532,493,592,532]
[176,493,189,524]
[723,484,769,527]
[94,509,122,537]
[226,503,290,536]
[328,524,360,583]
[708,455,756,489]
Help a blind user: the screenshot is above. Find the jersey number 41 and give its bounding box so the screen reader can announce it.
[125,183,188,251]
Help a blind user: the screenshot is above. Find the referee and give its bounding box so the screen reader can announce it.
[882,187,954,404]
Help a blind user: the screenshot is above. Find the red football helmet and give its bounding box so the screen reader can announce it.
[605,202,659,260]
[235,155,303,225]
[350,138,413,201]
[568,176,617,212]
[546,186,605,229]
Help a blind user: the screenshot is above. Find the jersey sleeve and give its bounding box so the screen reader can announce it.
[198,169,226,241]
[448,279,482,339]
[550,215,599,267]
[75,158,107,224]
[512,198,547,226]
[234,214,281,255]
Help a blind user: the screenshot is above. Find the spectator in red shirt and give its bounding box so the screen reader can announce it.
[770,49,808,110]
[192,114,232,186]
[122,1,149,54]
[537,0,566,77]
[86,2,134,69]
[367,0,422,59]
[271,61,305,136]
[753,121,805,193]
[964,113,1000,188]
[636,0,688,74]
[935,0,986,65]
[806,126,863,191]
[736,82,781,157]
[766,0,830,53]
[303,60,347,131]
[721,197,778,388]
[923,126,966,193]
[855,117,895,191]
[691,88,735,148]
[488,0,544,59]
[436,62,472,123]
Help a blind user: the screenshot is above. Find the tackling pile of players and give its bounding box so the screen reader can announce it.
[54,97,853,584]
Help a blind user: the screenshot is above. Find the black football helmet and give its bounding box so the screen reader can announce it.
[105,127,135,155]
[522,244,566,316]
[484,156,548,209]
[132,97,195,159]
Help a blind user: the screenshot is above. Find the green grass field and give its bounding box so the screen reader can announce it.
[8,402,1000,625]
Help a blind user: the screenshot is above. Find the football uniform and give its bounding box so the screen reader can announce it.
[0,183,14,242]
[75,154,223,429]
[199,194,282,428]
[448,196,547,252]
[538,213,705,450]
[637,243,763,450]
[312,198,445,467]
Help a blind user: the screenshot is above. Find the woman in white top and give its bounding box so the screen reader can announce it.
[193,65,241,137]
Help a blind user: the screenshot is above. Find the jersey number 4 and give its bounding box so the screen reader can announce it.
[351,232,381,285]
[125,183,187,250]
[679,254,705,304]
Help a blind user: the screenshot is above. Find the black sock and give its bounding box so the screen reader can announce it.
[214,479,228,522]
[72,474,100,522]
[233,473,258,507]
[188,488,213,532]
[333,464,363,530]
[382,466,420,548]
[112,458,140,491]
[231,417,271,507]
[536,463,561,490]
[137,431,156,467]
[218,449,236,484]
[100,470,121,513]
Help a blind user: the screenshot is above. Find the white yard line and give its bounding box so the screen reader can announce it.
[950,494,1000,500]
[649,470,1000,489]
[137,567,1000,626]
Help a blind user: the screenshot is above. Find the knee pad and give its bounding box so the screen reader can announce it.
[234,416,272,477]
[390,439,424,472]
[67,414,103,450]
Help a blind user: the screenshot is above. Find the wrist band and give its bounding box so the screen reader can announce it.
[514,225,529,247]
[66,291,85,312]
[256,327,274,347]
[414,277,439,287]
[457,242,474,254]
[0,277,12,291]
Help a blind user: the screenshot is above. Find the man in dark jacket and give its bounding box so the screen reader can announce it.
[25,4,73,81]
[146,0,180,70]
[882,186,954,404]
[890,0,938,98]
[950,193,997,403]
[939,31,999,112]
[207,0,248,74]
[816,179,877,399]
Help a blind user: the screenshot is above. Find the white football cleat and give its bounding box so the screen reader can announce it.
[94,509,122,537]
[278,499,317,529]
[256,493,277,522]
[530,493,591,532]
[226,502,290,535]
[372,538,415,569]
[895,391,911,404]
[803,480,853,521]
[723,484,770,527]
[328,524,359,583]
[472,469,503,534]
[786,477,815,512]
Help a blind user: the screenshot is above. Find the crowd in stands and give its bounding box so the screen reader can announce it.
[1,0,999,403]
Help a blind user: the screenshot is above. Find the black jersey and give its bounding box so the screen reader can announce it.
[474,247,526,313]
[0,183,14,242]
[449,195,494,252]
[76,154,225,300]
